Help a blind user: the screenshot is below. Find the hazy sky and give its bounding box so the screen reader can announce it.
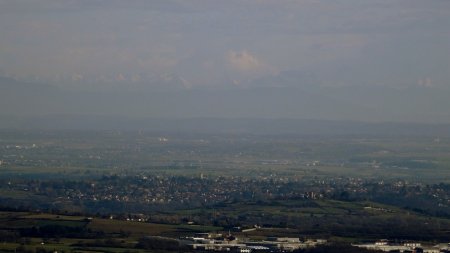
[1,0,449,88]
[1,1,450,123]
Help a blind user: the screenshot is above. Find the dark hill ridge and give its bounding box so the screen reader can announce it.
[1,74,450,125]
[1,115,450,136]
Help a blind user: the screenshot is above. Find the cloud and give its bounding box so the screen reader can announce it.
[227,50,263,72]
[116,73,125,81]
[418,77,433,88]
[71,73,83,82]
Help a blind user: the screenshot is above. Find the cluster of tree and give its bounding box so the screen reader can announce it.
[73,238,126,248]
[19,224,102,239]
[0,230,20,242]
[136,236,189,251]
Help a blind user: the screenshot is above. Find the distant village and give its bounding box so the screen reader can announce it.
[1,173,449,216]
